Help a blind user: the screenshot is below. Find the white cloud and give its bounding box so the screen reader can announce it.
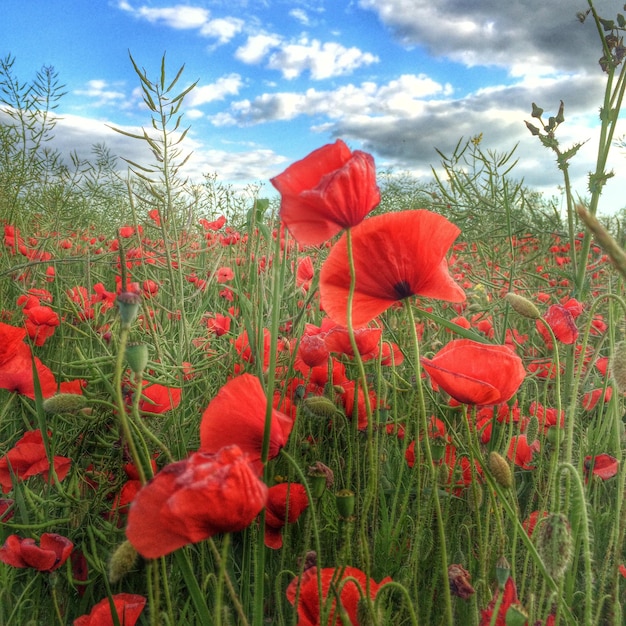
[118,1,242,44]
[289,9,310,26]
[235,34,283,65]
[74,80,128,108]
[267,38,379,79]
[186,74,243,107]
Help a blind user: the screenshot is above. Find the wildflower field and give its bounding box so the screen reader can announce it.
[2,4,626,626]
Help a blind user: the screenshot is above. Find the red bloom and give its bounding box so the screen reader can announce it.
[271,139,380,246]
[421,339,526,405]
[286,566,391,625]
[138,382,182,415]
[23,305,60,346]
[296,256,315,291]
[297,333,330,368]
[0,430,71,494]
[507,435,539,470]
[320,210,465,327]
[582,387,613,411]
[74,593,146,626]
[584,453,619,480]
[126,446,268,558]
[0,533,73,572]
[200,374,293,472]
[537,304,578,347]
[480,577,519,626]
[264,482,309,549]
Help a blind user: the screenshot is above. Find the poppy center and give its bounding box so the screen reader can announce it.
[393,280,413,299]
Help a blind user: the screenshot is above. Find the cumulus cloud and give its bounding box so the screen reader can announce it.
[74,80,127,107]
[186,74,243,107]
[117,1,243,44]
[357,0,605,77]
[235,34,284,65]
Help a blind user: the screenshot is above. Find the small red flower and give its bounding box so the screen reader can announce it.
[537,304,578,347]
[138,382,182,415]
[23,305,60,346]
[286,566,391,625]
[0,430,72,494]
[126,445,268,558]
[320,210,465,327]
[200,374,293,472]
[584,453,619,480]
[73,593,146,626]
[507,435,540,470]
[0,533,73,572]
[264,483,309,549]
[421,339,526,406]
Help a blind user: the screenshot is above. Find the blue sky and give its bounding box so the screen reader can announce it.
[3,0,626,212]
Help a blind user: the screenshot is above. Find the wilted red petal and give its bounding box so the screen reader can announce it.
[271,140,380,246]
[126,446,268,559]
[320,210,465,327]
[199,374,293,471]
[421,339,526,406]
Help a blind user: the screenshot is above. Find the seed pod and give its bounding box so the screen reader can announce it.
[335,489,355,520]
[535,512,573,580]
[611,340,626,394]
[126,343,149,375]
[495,556,511,590]
[116,292,142,328]
[489,451,513,489]
[108,540,138,584]
[505,604,529,626]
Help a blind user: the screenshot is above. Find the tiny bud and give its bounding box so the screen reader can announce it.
[555,100,565,124]
[505,293,541,319]
[108,540,138,584]
[335,489,355,520]
[531,102,544,118]
[43,393,88,415]
[488,451,513,489]
[116,292,142,328]
[525,121,541,136]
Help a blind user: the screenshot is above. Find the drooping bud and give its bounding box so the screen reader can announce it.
[505,292,541,319]
[108,540,138,584]
[535,513,573,580]
[488,451,513,489]
[43,393,88,415]
[301,396,337,419]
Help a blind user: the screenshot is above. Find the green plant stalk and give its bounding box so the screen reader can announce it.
[174,549,214,624]
[406,302,453,625]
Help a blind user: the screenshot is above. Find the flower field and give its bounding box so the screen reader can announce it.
[1,5,626,626]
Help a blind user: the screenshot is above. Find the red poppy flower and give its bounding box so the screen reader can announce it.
[421,339,526,406]
[126,445,268,558]
[271,139,380,246]
[320,210,465,328]
[581,387,613,411]
[73,593,146,626]
[536,304,578,347]
[264,482,309,549]
[507,435,539,470]
[296,256,315,291]
[297,333,330,368]
[479,577,519,626]
[0,430,72,494]
[23,305,60,346]
[200,374,293,472]
[584,453,619,480]
[138,382,182,415]
[0,498,14,522]
[286,566,391,625]
[0,533,73,572]
[323,322,382,360]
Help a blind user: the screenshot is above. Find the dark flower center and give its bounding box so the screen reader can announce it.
[393,280,413,299]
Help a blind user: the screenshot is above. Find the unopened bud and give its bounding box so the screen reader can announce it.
[505,293,541,319]
[611,340,626,393]
[535,513,573,580]
[108,540,138,583]
[488,451,513,489]
[525,415,539,445]
[43,393,87,415]
[302,396,337,419]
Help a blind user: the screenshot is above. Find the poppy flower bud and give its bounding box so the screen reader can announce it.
[116,292,142,328]
[335,489,355,520]
[525,415,539,446]
[126,343,149,375]
[535,513,573,580]
[108,540,138,584]
[505,293,541,319]
[611,340,626,394]
[488,451,513,489]
[43,393,87,415]
[495,556,511,589]
[505,604,529,626]
[302,396,337,419]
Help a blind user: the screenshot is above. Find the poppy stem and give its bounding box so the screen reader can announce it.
[405,302,454,625]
